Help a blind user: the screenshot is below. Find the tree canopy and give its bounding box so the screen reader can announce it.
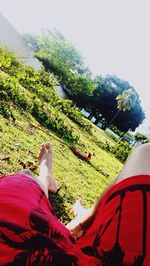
[23,30,95,105]
[23,32,145,133]
[88,75,145,132]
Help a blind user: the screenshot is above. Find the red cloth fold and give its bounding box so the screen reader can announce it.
[77,175,150,266]
[1,174,150,265]
[0,174,99,265]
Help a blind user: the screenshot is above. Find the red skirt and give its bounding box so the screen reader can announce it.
[77,174,150,266]
[1,174,150,265]
[0,174,99,265]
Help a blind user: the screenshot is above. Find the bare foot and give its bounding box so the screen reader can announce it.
[66,200,84,231]
[66,199,94,231]
[38,143,59,193]
[73,199,85,217]
[38,143,53,172]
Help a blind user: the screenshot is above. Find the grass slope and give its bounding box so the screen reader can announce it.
[0,49,122,224]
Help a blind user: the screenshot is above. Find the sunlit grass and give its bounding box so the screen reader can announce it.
[0,108,122,224]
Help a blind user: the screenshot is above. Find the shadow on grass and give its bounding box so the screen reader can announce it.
[87,160,110,178]
[48,190,74,224]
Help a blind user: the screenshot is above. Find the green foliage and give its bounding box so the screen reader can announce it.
[116,88,138,111]
[112,141,132,162]
[104,88,139,130]
[64,73,96,108]
[22,33,145,133]
[0,48,92,143]
[24,31,95,107]
[100,140,132,162]
[56,99,92,132]
[101,141,113,152]
[88,75,145,132]
[0,102,12,118]
[0,47,19,69]
[0,112,122,223]
[104,131,118,143]
[0,74,79,143]
[135,132,149,144]
[109,125,123,137]
[0,48,124,223]
[122,132,134,144]
[35,29,90,76]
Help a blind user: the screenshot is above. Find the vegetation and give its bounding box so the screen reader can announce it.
[24,30,95,108]
[0,48,123,224]
[0,48,93,143]
[134,132,150,145]
[23,31,145,133]
[104,88,138,129]
[99,140,132,162]
[89,75,145,132]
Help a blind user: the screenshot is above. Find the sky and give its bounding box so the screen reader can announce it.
[0,0,150,134]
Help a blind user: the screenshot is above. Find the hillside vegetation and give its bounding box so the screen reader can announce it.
[24,31,145,132]
[0,48,122,223]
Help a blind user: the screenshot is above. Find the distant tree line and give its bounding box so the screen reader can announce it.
[23,30,145,133]
[87,75,145,132]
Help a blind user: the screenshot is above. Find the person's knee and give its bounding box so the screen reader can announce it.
[136,143,150,151]
[134,143,150,156]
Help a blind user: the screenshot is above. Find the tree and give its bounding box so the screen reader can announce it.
[87,75,145,132]
[23,30,95,107]
[64,73,96,108]
[134,132,149,144]
[87,76,116,121]
[22,33,39,52]
[115,100,145,132]
[24,29,91,79]
[23,33,145,133]
[104,89,138,129]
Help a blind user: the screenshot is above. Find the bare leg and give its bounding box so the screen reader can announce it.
[18,143,58,198]
[117,143,150,183]
[37,143,59,197]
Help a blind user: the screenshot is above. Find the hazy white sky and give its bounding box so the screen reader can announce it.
[0,0,150,134]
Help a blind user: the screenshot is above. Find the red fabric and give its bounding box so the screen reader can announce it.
[0,174,99,265]
[77,175,150,266]
[1,174,150,265]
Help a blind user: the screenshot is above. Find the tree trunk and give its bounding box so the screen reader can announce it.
[94,118,100,125]
[88,113,93,120]
[104,109,120,130]
[121,129,129,138]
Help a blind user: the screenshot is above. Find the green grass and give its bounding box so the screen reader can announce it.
[0,108,122,224]
[0,48,123,224]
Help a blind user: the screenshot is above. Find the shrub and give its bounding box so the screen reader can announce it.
[112,141,132,162]
[0,74,79,144]
[0,48,93,143]
[56,99,92,132]
[0,48,93,133]
[101,141,113,152]
[100,140,132,162]
[0,102,12,118]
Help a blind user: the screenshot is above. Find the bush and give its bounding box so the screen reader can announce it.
[56,99,92,132]
[0,48,94,143]
[104,131,118,143]
[101,141,113,152]
[0,102,12,118]
[112,141,132,162]
[100,140,132,162]
[0,74,79,144]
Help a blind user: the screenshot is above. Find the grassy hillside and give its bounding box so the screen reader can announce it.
[0,48,122,224]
